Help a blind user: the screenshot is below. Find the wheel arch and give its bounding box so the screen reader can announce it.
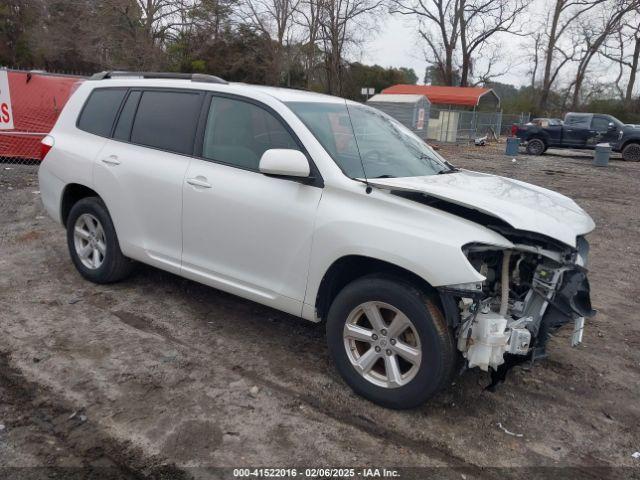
[60,183,101,226]
[528,134,548,146]
[621,138,640,150]
[314,255,440,322]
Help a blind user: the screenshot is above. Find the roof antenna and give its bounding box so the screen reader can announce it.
[344,100,372,194]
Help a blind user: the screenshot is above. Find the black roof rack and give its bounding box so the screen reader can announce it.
[89,71,228,85]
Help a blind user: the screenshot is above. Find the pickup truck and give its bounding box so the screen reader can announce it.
[513,112,640,161]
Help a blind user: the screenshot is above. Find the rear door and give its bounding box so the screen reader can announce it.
[562,114,593,147]
[94,88,204,273]
[180,94,323,315]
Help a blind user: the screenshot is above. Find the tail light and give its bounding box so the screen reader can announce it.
[40,135,54,160]
[510,125,518,136]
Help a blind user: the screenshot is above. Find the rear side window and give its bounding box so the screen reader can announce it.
[564,114,591,128]
[77,88,127,137]
[130,90,202,155]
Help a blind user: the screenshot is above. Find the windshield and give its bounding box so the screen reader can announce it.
[286,101,454,179]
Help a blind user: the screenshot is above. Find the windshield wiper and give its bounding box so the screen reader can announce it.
[437,168,459,174]
[372,174,396,178]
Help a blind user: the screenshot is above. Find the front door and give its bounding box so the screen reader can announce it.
[181,95,322,315]
[590,115,619,145]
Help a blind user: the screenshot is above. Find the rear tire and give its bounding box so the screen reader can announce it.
[326,275,455,409]
[622,142,640,162]
[66,197,135,284]
[526,138,546,156]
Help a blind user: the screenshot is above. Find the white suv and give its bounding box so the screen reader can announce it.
[39,72,596,408]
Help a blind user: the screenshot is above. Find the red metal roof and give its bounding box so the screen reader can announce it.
[381,84,494,107]
[0,71,84,159]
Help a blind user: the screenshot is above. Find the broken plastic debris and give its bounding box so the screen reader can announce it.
[632,452,640,459]
[512,158,517,163]
[497,422,523,437]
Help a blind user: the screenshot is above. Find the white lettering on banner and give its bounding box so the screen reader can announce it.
[0,70,15,130]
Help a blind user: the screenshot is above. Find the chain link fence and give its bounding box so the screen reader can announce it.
[0,132,42,194]
[0,68,84,190]
[426,108,530,144]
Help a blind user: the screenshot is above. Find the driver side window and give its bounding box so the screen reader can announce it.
[591,116,611,132]
[202,96,299,171]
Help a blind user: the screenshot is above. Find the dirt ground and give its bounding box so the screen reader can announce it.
[0,144,639,479]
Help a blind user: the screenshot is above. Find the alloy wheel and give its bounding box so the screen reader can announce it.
[73,213,106,269]
[527,139,545,155]
[343,301,422,389]
[624,144,640,162]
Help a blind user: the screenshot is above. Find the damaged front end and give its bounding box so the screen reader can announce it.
[439,233,595,375]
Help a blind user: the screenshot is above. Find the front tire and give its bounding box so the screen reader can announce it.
[66,197,135,284]
[326,276,455,409]
[526,138,546,156]
[622,142,640,162]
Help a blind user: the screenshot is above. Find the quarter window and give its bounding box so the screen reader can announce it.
[113,91,141,141]
[130,90,202,155]
[202,96,299,170]
[77,88,127,137]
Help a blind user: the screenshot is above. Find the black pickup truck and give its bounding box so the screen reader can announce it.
[513,112,640,161]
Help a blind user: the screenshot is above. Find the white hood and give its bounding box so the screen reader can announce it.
[368,170,595,248]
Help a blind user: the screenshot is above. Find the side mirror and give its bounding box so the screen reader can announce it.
[608,122,616,130]
[259,149,310,178]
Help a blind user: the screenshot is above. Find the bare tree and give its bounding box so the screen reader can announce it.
[390,0,528,87]
[389,0,461,86]
[602,7,640,101]
[133,0,193,43]
[527,31,543,91]
[536,0,608,111]
[319,0,382,94]
[458,0,529,86]
[568,0,638,108]
[295,0,324,88]
[241,0,301,84]
[471,48,513,86]
[624,21,640,101]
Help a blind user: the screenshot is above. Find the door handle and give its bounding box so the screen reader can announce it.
[186,177,212,188]
[101,155,120,165]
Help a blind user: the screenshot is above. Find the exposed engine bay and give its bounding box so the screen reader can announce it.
[439,231,595,373]
[381,181,597,378]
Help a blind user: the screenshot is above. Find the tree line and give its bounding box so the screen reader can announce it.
[0,0,417,99]
[398,0,639,115]
[0,0,639,115]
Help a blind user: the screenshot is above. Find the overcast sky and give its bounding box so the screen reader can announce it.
[355,0,586,88]
[358,10,535,87]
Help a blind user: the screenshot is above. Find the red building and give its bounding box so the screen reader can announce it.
[381,84,500,110]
